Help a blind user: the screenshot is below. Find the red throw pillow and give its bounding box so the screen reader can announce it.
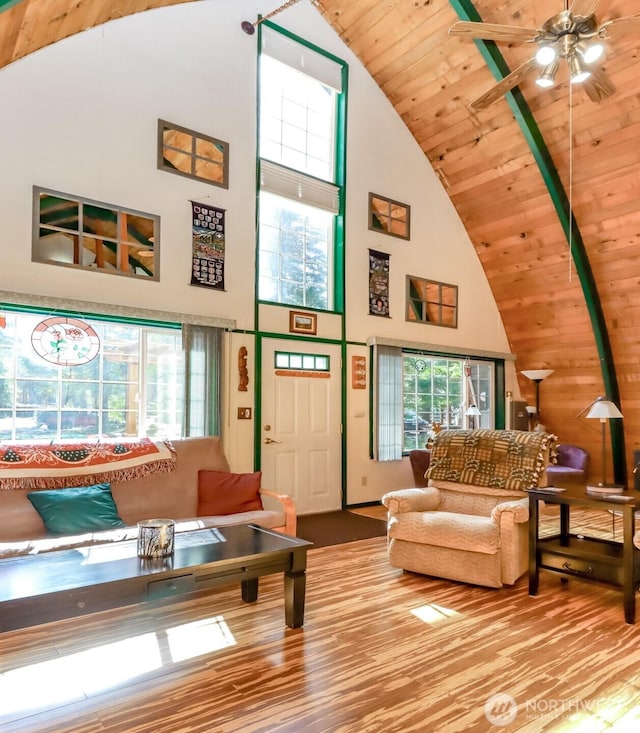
[197,470,264,516]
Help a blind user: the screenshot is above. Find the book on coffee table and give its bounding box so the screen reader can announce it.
[586,484,624,496]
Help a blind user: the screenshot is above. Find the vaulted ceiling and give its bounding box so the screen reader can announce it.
[2,0,639,482]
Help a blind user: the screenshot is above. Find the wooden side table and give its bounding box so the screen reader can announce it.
[527,486,640,623]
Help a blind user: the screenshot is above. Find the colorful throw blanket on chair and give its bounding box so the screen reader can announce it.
[426,429,557,492]
[0,438,176,490]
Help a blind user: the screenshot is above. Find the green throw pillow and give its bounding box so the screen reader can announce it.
[27,483,126,536]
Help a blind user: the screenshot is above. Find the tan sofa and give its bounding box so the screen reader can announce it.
[0,436,296,557]
[382,429,556,588]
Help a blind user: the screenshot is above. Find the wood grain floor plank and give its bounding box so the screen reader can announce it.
[1,512,640,732]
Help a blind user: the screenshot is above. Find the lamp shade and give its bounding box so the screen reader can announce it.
[521,369,554,382]
[586,399,623,420]
[465,405,481,417]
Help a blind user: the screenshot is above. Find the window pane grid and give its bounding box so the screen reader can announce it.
[275,351,329,372]
[259,194,331,309]
[34,190,158,280]
[158,120,229,189]
[260,57,335,180]
[402,355,493,452]
[0,313,183,442]
[258,27,343,312]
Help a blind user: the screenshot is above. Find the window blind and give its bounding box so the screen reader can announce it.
[260,160,340,214]
[375,344,403,461]
[262,26,343,93]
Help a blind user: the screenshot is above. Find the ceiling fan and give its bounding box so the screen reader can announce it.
[449,0,640,111]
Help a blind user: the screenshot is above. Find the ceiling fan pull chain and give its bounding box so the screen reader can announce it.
[569,82,574,283]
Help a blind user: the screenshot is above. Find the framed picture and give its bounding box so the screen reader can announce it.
[289,311,317,335]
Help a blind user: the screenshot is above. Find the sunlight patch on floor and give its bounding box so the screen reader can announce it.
[411,603,461,625]
[0,615,236,723]
[166,615,236,662]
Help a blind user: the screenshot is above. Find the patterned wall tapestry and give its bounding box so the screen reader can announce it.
[368,249,390,316]
[191,201,226,290]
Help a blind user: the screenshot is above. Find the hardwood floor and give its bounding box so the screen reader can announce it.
[1,508,640,732]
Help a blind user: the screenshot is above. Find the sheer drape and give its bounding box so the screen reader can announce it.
[375,344,403,461]
[182,324,222,437]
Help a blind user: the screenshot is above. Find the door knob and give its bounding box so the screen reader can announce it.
[264,436,282,444]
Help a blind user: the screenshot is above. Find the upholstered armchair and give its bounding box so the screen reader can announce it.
[382,429,556,588]
[546,443,589,487]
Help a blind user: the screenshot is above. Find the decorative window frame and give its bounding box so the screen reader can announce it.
[33,187,160,281]
[405,275,458,328]
[368,193,410,241]
[157,119,229,189]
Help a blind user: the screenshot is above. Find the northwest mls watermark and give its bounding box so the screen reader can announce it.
[484,692,625,726]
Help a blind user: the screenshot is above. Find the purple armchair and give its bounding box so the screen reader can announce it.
[547,444,589,487]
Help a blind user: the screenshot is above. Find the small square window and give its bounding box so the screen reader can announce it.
[369,193,410,240]
[158,120,229,189]
[406,276,458,328]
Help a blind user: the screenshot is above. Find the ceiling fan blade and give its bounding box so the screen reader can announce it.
[470,58,539,111]
[449,21,539,43]
[599,15,640,39]
[581,66,616,102]
[570,0,599,18]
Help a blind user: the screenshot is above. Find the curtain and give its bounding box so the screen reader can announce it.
[182,324,222,437]
[375,344,403,461]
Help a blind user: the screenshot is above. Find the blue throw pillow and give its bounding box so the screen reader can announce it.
[27,483,126,536]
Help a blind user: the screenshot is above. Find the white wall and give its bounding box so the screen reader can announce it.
[0,0,512,503]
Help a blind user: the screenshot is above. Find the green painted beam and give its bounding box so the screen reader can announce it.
[449,0,625,484]
[0,0,22,13]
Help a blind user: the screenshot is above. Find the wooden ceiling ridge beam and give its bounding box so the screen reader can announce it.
[448,0,625,483]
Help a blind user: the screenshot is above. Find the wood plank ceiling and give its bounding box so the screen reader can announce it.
[2,0,640,483]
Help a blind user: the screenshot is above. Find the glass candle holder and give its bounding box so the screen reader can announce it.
[137,518,175,558]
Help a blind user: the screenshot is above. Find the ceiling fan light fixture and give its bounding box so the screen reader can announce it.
[576,39,604,64]
[536,61,559,88]
[535,44,557,65]
[569,53,591,84]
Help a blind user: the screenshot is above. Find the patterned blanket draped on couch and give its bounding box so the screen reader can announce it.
[0,439,176,490]
[382,429,557,588]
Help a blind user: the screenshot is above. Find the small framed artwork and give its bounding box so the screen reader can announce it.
[289,311,317,335]
[351,356,367,389]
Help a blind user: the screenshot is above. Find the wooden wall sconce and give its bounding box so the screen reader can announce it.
[238,346,248,392]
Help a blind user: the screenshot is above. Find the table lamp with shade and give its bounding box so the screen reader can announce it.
[585,397,624,495]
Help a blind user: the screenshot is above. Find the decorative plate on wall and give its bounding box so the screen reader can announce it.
[31,316,101,366]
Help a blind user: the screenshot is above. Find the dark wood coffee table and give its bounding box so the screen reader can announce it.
[0,524,312,632]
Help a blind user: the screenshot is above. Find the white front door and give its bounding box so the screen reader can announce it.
[261,339,342,515]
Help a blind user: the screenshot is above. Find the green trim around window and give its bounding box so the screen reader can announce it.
[256,19,348,316]
[0,301,180,330]
[333,57,348,316]
[254,21,349,497]
[0,0,21,13]
[369,344,505,456]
